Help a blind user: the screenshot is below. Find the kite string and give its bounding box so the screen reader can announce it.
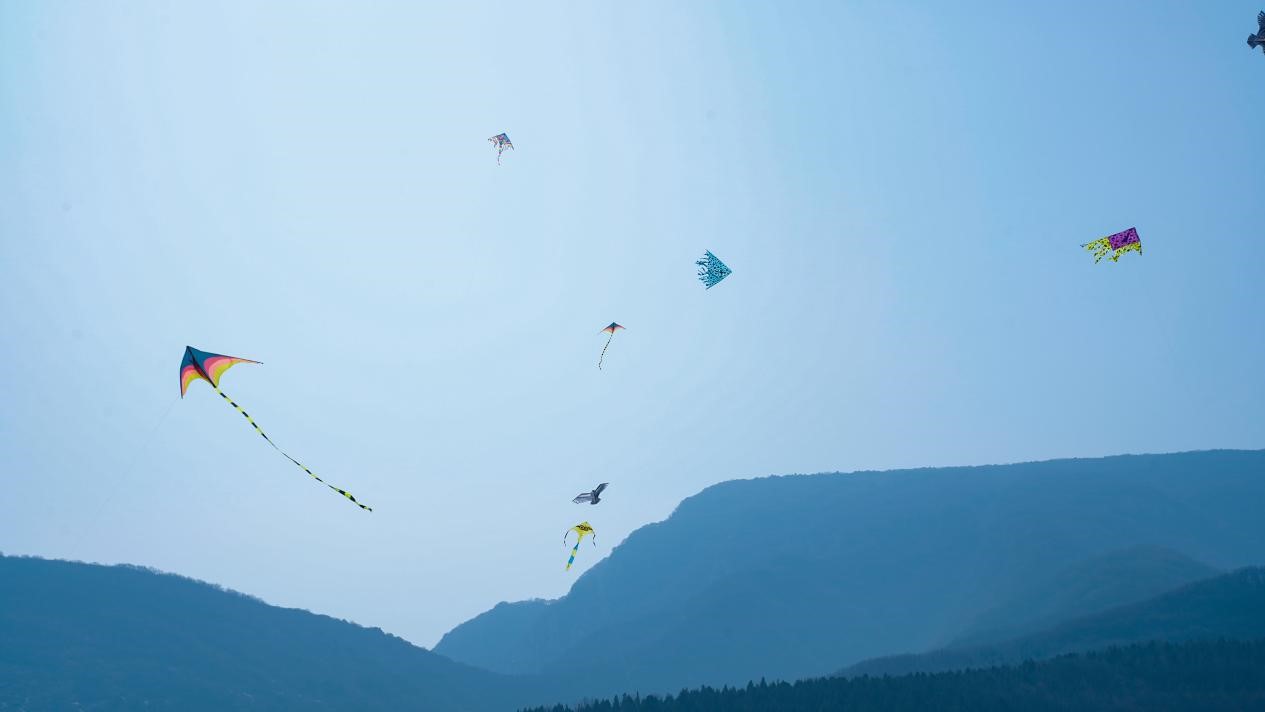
[69,395,179,555]
[213,386,373,512]
[128,396,179,474]
[598,332,615,369]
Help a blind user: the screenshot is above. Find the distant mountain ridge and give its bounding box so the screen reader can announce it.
[0,555,542,712]
[840,566,1265,678]
[6,556,1260,711]
[6,449,1265,710]
[948,545,1219,647]
[525,639,1265,712]
[437,449,1265,697]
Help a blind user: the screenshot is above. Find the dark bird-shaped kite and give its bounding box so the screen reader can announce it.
[572,482,609,505]
[1250,11,1265,54]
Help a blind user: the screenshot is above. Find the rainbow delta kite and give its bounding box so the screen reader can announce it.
[598,323,624,370]
[1083,227,1142,264]
[564,522,596,571]
[179,346,372,511]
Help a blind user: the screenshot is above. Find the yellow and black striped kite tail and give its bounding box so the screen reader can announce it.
[214,387,373,512]
[598,332,616,370]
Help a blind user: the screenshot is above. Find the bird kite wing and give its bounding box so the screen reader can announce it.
[573,493,594,503]
[179,346,372,512]
[1258,11,1264,31]
[593,483,608,497]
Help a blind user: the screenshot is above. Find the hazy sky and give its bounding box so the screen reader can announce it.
[2,1,1263,648]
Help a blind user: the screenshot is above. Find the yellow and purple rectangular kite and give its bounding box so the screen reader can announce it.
[1083,227,1141,264]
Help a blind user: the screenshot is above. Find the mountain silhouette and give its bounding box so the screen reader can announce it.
[948,545,1219,647]
[437,450,1265,697]
[525,639,1265,712]
[0,555,542,711]
[6,449,1265,709]
[841,566,1265,678]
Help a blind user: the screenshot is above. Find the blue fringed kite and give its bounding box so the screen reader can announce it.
[696,250,732,289]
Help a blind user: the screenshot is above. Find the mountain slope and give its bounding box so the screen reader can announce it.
[431,598,557,680]
[525,639,1265,712]
[841,566,1265,678]
[949,545,1219,647]
[0,555,540,712]
[437,449,1265,697]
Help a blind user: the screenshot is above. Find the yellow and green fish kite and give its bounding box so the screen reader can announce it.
[179,346,372,512]
[564,522,595,570]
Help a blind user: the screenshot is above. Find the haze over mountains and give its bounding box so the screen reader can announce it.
[841,566,1265,678]
[0,556,538,712]
[436,450,1265,695]
[4,449,1264,710]
[948,545,1219,647]
[527,569,1265,710]
[526,639,1265,712]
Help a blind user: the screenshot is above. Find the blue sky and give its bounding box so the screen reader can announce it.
[2,0,1262,647]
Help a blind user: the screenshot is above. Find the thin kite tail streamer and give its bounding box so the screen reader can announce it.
[598,332,614,369]
[213,387,373,512]
[1082,237,1112,264]
[566,541,581,570]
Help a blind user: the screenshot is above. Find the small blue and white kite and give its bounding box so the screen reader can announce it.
[696,250,732,289]
[488,133,514,165]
